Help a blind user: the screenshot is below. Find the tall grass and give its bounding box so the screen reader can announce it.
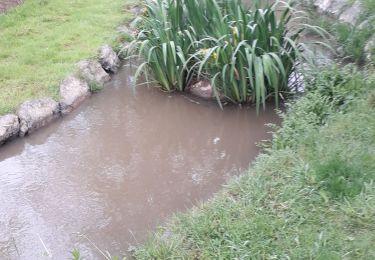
[127,0,320,110]
[334,22,374,64]
[130,0,193,91]
[188,0,305,109]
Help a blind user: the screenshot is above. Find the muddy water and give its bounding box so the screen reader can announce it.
[0,63,279,259]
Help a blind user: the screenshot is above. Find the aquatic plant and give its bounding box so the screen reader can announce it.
[188,0,306,110]
[128,0,193,91]
[127,0,323,109]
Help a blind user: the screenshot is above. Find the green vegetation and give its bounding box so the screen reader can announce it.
[305,0,375,64]
[70,248,83,260]
[0,0,136,115]
[128,0,323,110]
[122,2,375,258]
[3,0,374,258]
[363,0,375,15]
[332,21,373,64]
[134,64,375,259]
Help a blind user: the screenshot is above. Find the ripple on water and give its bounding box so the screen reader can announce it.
[0,64,279,258]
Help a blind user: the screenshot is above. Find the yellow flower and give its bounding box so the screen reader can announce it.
[142,8,148,16]
[212,52,218,61]
[198,49,217,63]
[231,26,238,37]
[198,48,209,57]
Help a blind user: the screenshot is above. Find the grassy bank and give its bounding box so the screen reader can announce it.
[134,64,375,259]
[0,0,135,115]
[129,1,375,258]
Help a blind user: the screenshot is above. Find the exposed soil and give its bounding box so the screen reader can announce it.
[0,0,22,13]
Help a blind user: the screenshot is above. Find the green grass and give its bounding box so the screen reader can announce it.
[326,22,371,64]
[0,0,136,115]
[134,65,375,259]
[363,0,375,14]
[303,0,375,64]
[334,22,374,64]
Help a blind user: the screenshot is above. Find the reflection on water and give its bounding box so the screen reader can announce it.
[0,63,279,259]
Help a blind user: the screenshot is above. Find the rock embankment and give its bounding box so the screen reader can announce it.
[0,6,142,147]
[0,44,121,146]
[76,60,111,87]
[311,0,374,62]
[314,0,363,25]
[59,76,91,115]
[0,114,19,145]
[98,45,121,73]
[17,98,60,137]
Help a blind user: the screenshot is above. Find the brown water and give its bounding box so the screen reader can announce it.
[0,63,279,259]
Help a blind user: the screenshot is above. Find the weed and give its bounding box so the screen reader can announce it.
[305,64,367,110]
[334,23,374,64]
[88,81,104,93]
[363,0,375,14]
[368,91,375,107]
[70,248,83,260]
[128,0,325,110]
[128,0,193,91]
[313,157,364,198]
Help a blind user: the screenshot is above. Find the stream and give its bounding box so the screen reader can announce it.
[0,63,279,259]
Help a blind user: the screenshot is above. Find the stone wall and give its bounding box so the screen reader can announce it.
[0,45,121,145]
[0,4,142,147]
[311,0,374,62]
[313,0,363,25]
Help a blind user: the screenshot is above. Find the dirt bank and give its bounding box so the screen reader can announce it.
[0,0,22,13]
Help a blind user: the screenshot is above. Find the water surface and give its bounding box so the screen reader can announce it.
[0,64,279,259]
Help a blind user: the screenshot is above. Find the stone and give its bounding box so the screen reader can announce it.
[118,42,132,59]
[129,17,142,30]
[288,71,305,92]
[0,114,19,145]
[76,59,110,87]
[328,0,349,15]
[98,45,120,73]
[315,0,349,16]
[313,0,363,23]
[314,0,333,13]
[358,19,371,30]
[129,5,143,16]
[187,80,214,100]
[17,98,59,137]
[117,25,138,37]
[339,1,362,25]
[336,46,345,57]
[364,35,375,62]
[59,76,90,115]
